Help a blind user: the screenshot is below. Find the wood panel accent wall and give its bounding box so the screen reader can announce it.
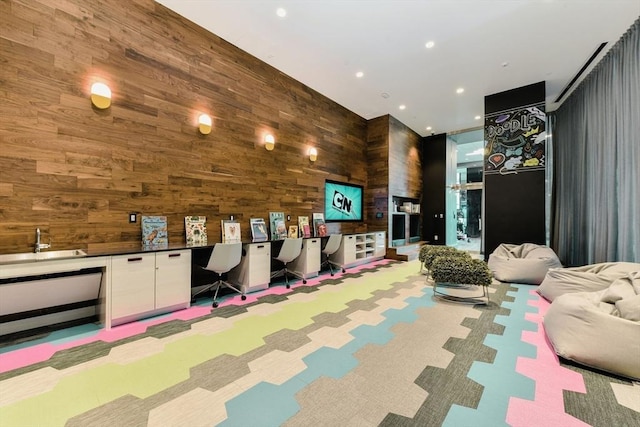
[388,116,422,200]
[365,115,422,247]
[366,115,390,232]
[0,0,370,254]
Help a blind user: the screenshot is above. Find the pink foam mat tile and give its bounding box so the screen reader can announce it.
[506,290,587,426]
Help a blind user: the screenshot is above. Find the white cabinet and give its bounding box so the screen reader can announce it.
[330,232,386,269]
[291,237,321,280]
[374,231,386,257]
[228,242,271,294]
[111,253,156,320]
[331,234,356,267]
[155,251,192,310]
[110,249,191,325]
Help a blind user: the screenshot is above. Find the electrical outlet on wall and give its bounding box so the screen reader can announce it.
[129,213,137,223]
[434,235,439,241]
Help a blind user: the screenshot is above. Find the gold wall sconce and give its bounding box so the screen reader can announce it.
[309,147,318,162]
[90,82,111,109]
[264,134,275,151]
[198,114,212,135]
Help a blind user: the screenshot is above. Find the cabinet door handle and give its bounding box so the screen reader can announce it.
[127,257,143,262]
[311,239,317,243]
[257,245,264,249]
[168,253,181,258]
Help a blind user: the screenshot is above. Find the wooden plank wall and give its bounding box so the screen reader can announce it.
[0,0,370,253]
[388,116,423,244]
[366,115,390,235]
[366,114,423,248]
[388,115,422,200]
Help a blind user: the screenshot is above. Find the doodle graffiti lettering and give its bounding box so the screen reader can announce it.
[486,114,538,138]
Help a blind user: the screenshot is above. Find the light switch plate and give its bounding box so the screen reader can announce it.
[129,213,137,223]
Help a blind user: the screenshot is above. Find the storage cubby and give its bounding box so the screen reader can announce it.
[330,232,386,268]
[391,196,421,247]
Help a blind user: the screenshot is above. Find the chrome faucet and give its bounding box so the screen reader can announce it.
[35,228,51,253]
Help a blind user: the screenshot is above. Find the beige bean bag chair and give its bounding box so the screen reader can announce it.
[538,262,640,302]
[544,272,640,380]
[487,243,562,284]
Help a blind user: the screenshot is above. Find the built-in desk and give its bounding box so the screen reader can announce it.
[290,237,321,281]
[1,233,386,338]
[228,241,272,293]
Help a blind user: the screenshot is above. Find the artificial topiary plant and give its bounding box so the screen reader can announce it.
[431,256,493,286]
[423,246,470,272]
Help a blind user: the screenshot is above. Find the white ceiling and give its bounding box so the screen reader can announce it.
[157,0,639,137]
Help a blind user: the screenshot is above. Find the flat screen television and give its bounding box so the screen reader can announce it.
[324,179,364,222]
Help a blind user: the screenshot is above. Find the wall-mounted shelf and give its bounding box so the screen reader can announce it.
[391,196,421,247]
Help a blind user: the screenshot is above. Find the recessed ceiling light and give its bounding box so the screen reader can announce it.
[276,8,287,17]
[356,71,364,78]
[426,126,432,131]
[425,41,435,49]
[475,115,481,120]
[399,105,406,110]
[456,88,464,94]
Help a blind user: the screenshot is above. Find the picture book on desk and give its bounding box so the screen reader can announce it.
[298,216,311,238]
[142,215,168,246]
[312,212,327,237]
[185,216,207,245]
[221,219,241,243]
[269,211,287,240]
[250,218,269,242]
[288,225,299,239]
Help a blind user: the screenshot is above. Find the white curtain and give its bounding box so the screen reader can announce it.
[552,18,639,265]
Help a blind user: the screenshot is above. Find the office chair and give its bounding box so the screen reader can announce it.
[321,233,344,276]
[271,237,303,288]
[192,242,245,308]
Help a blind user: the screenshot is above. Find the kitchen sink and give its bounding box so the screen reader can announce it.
[0,250,87,264]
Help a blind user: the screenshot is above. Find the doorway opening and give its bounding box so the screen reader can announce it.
[449,129,484,255]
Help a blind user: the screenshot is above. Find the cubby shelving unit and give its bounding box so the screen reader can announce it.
[330,231,386,269]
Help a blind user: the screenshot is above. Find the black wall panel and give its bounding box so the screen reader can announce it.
[421,133,447,245]
[484,81,546,258]
[484,172,546,256]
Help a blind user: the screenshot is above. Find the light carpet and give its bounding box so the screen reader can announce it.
[0,259,638,427]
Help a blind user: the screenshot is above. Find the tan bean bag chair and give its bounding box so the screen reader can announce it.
[544,272,640,380]
[537,262,640,302]
[487,243,562,284]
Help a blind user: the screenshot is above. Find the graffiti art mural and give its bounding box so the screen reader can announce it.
[484,103,546,174]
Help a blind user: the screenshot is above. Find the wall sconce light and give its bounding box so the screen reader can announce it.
[90,82,111,109]
[264,134,275,151]
[198,113,212,135]
[309,147,318,162]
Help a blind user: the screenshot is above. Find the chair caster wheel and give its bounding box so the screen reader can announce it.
[212,302,219,308]
[330,272,334,276]
[286,284,290,289]
[241,295,247,301]
[303,279,307,284]
[342,268,346,273]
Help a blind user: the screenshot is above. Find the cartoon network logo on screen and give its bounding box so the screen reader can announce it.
[331,190,353,215]
[324,180,363,221]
